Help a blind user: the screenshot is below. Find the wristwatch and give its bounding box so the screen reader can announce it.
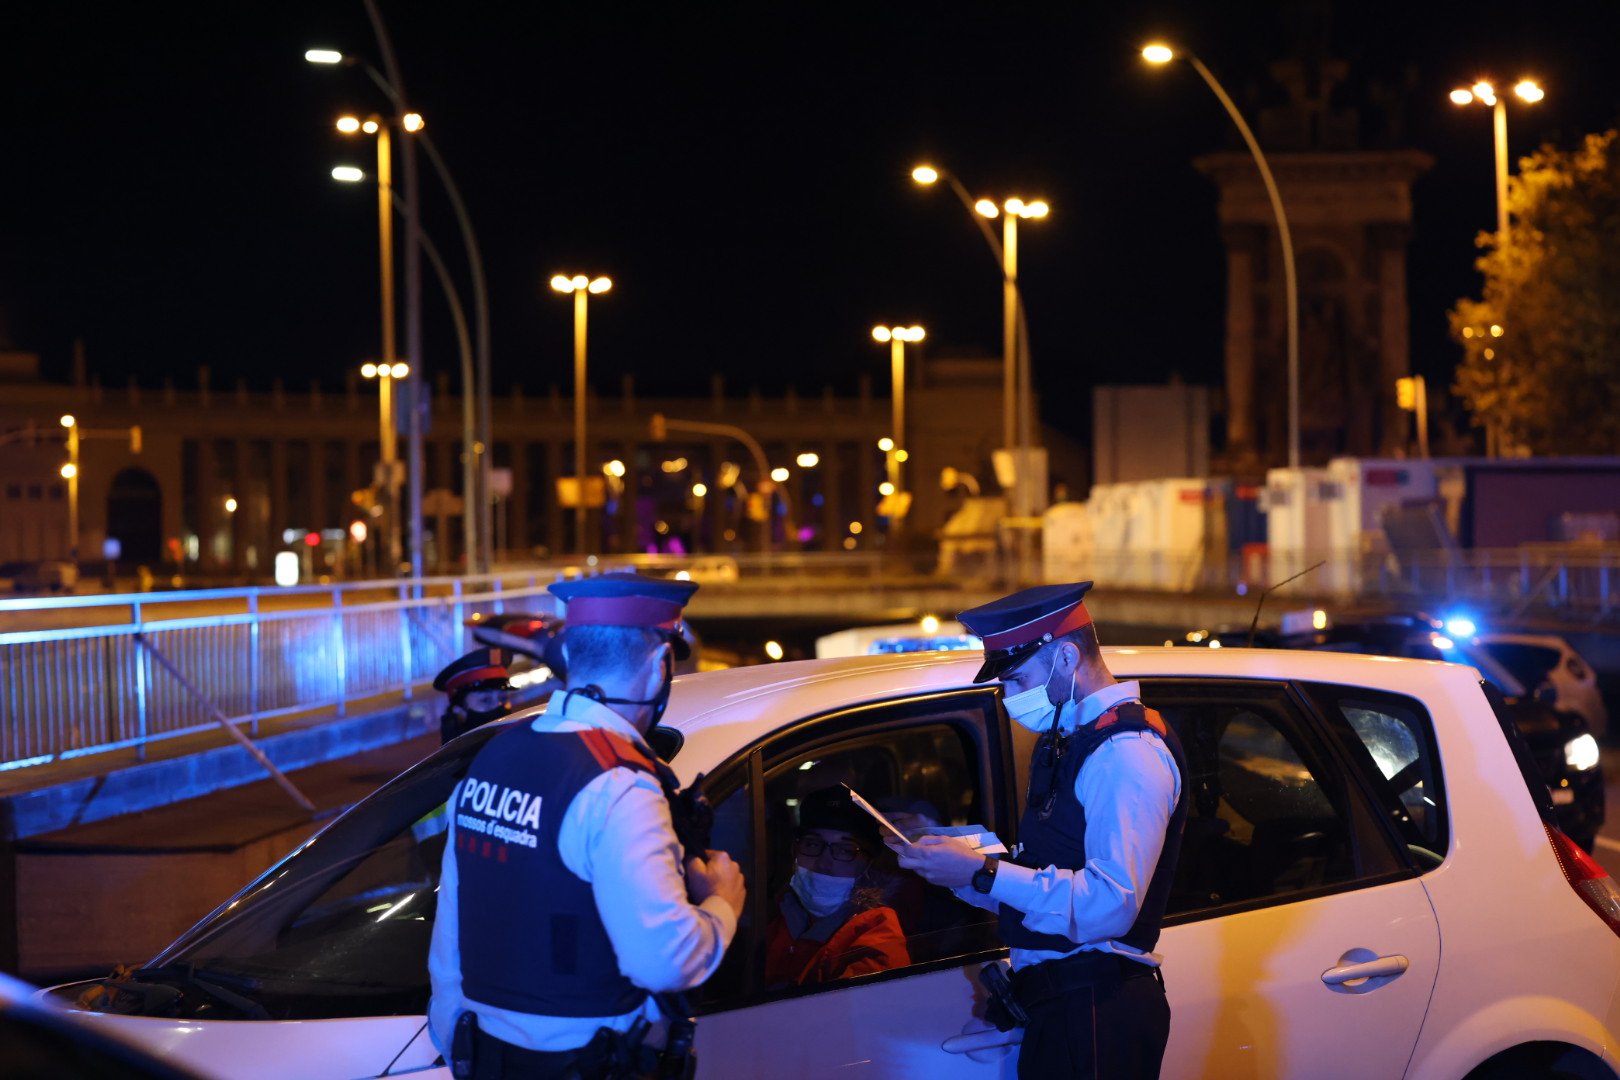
[971,856,1000,895]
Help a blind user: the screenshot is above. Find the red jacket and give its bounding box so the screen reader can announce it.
[765,899,911,987]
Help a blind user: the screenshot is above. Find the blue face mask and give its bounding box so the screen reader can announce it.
[790,868,856,918]
[1001,654,1076,734]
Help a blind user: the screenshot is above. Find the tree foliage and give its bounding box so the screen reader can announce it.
[1448,129,1620,454]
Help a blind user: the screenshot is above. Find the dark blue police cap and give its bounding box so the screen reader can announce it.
[549,572,699,659]
[433,646,512,698]
[958,581,1094,683]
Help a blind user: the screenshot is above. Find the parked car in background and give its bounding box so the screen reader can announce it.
[0,559,78,594]
[1183,609,1606,852]
[815,618,980,658]
[1475,632,1610,740]
[50,649,1620,1079]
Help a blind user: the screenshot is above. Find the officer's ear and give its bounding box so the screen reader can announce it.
[1055,640,1081,675]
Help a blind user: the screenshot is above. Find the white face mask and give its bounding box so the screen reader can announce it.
[790,867,857,918]
[1002,655,1075,734]
[1003,682,1055,733]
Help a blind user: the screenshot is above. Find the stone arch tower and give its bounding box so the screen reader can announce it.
[1197,47,1431,470]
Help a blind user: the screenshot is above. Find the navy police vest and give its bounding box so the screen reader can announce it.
[999,700,1189,955]
[454,724,669,1018]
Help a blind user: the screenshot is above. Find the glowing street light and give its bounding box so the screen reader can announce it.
[871,323,926,533]
[1144,41,1300,470]
[304,49,343,65]
[691,482,708,498]
[795,452,820,468]
[361,360,408,563]
[331,165,365,183]
[1450,77,1546,239]
[770,467,790,483]
[224,496,239,514]
[551,273,613,553]
[912,164,1044,499]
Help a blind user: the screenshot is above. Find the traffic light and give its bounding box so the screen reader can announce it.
[129,425,142,454]
[1395,377,1417,411]
[649,413,667,441]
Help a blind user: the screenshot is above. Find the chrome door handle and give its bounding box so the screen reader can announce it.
[1321,954,1409,986]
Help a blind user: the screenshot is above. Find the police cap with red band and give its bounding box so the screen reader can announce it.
[548,571,699,659]
[958,581,1094,683]
[432,647,512,698]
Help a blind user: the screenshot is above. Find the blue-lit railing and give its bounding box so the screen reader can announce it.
[0,552,900,772]
[0,574,568,771]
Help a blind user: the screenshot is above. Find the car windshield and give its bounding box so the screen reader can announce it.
[105,727,500,1019]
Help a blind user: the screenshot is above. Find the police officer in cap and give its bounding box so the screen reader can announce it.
[893,582,1187,1079]
[429,572,745,1078]
[434,647,515,744]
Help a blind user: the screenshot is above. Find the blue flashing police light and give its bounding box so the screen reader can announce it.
[1443,616,1478,639]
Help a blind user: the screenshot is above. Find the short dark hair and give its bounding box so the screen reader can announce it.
[562,624,665,685]
[1053,622,1102,661]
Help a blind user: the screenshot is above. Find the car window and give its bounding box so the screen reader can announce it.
[1301,684,1448,869]
[697,690,1006,1011]
[1478,641,1562,691]
[1139,681,1406,922]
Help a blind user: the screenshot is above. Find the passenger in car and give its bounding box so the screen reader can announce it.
[764,785,911,987]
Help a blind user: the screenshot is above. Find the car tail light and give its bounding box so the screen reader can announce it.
[1546,825,1620,937]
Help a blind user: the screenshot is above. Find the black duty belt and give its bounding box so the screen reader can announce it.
[467,1025,662,1080]
[1010,951,1162,1010]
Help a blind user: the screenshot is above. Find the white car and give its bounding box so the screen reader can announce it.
[1475,632,1610,739]
[51,649,1620,1079]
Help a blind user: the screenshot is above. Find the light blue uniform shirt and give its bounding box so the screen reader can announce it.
[428,692,737,1054]
[953,680,1182,970]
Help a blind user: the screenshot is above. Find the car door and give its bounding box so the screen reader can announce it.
[692,687,1021,1079]
[1140,679,1442,1079]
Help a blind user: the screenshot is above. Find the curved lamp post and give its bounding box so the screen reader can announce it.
[1450,79,1544,241]
[1144,43,1299,470]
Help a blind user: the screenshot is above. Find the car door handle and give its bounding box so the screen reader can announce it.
[1321,954,1409,986]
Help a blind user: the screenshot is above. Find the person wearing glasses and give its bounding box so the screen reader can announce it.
[764,785,911,988]
[893,582,1187,1080]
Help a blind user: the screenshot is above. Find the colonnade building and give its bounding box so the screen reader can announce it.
[0,351,1052,577]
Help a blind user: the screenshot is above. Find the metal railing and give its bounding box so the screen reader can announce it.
[0,573,570,772]
[4,545,1616,773]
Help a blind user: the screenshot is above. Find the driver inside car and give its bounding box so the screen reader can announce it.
[764,785,911,988]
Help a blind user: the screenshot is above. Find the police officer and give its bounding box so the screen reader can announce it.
[893,582,1187,1079]
[434,647,516,744]
[428,572,746,1078]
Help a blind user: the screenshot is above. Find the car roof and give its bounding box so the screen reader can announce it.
[654,646,1488,779]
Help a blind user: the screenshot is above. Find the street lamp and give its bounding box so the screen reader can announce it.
[871,324,925,533]
[911,165,1045,493]
[551,274,613,554]
[1450,79,1545,240]
[310,46,496,573]
[333,114,401,568]
[60,414,78,560]
[306,20,428,581]
[361,361,410,567]
[1144,42,1300,470]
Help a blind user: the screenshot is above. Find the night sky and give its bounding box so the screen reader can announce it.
[4,2,1618,448]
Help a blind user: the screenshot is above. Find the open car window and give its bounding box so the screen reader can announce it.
[696,689,1009,1012]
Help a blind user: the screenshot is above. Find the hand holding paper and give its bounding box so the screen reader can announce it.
[889,833,985,888]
